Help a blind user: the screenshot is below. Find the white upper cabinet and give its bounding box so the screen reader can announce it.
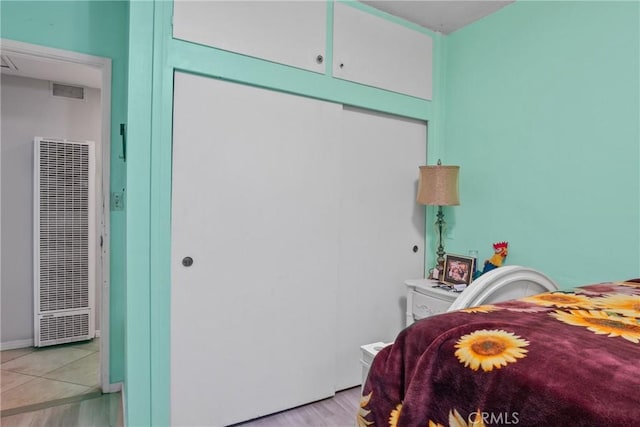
[172,1,433,98]
[173,1,327,73]
[332,2,433,100]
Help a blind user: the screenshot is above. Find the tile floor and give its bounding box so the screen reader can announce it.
[1,339,100,414]
[1,392,122,427]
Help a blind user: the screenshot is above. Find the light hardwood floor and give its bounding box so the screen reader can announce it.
[233,387,361,427]
[0,387,359,426]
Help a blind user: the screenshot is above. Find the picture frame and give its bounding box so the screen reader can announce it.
[442,253,476,286]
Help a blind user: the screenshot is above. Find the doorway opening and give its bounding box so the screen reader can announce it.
[0,39,113,413]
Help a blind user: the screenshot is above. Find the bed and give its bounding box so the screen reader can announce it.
[359,269,640,426]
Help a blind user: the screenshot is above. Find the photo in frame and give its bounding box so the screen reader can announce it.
[442,254,476,286]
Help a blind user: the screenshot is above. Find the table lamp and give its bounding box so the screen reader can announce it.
[416,159,460,272]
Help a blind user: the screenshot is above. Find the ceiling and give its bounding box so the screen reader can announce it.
[361,0,515,34]
[1,51,102,89]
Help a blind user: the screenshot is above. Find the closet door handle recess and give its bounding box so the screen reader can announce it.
[182,256,194,267]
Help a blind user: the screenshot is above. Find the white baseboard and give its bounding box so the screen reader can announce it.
[121,383,127,427]
[1,338,34,350]
[104,381,123,393]
[1,332,100,350]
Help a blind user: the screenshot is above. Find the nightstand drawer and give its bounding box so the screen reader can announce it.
[411,290,454,320]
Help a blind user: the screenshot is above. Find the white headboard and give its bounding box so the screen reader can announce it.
[447,265,559,312]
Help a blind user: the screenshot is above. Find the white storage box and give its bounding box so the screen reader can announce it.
[360,342,391,390]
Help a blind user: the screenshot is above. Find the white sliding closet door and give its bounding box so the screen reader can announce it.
[335,107,426,390]
[171,72,341,426]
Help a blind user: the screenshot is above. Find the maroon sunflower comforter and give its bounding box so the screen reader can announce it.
[359,280,640,427]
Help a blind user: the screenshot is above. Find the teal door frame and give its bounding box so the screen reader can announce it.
[126,1,445,425]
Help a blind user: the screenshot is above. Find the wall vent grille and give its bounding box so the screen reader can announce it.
[52,82,85,100]
[34,138,95,347]
[38,312,90,345]
[0,54,17,70]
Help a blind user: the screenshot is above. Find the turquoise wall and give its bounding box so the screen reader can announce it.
[1,0,129,383]
[441,1,640,287]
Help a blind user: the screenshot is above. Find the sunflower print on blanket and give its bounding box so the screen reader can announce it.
[388,403,402,427]
[455,329,529,372]
[520,292,595,309]
[429,409,487,427]
[576,282,640,296]
[459,305,499,313]
[551,309,640,343]
[357,392,373,427]
[592,294,640,317]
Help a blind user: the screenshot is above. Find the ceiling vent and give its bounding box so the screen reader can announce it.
[51,82,85,100]
[0,54,18,71]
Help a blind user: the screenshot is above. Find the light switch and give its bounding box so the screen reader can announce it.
[111,192,124,211]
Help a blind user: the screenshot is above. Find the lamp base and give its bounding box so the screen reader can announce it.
[435,205,446,267]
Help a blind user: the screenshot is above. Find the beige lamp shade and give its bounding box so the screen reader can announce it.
[416,165,460,206]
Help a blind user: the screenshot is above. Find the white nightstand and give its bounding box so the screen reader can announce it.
[360,342,391,391]
[361,280,461,388]
[405,279,462,326]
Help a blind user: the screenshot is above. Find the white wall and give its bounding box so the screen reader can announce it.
[1,74,101,347]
